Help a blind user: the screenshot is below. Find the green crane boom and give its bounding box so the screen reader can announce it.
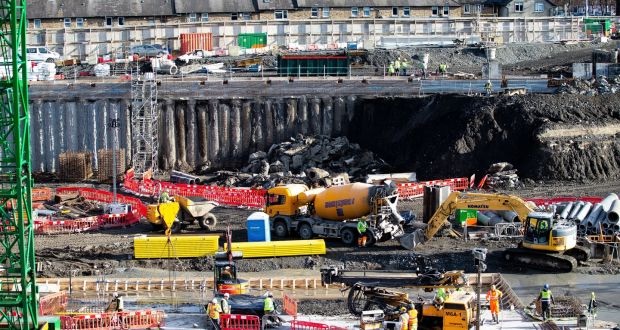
[0,0,38,328]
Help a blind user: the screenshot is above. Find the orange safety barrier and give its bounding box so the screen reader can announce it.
[97,212,140,229]
[283,293,298,317]
[290,320,330,330]
[39,291,68,315]
[220,314,260,330]
[59,310,165,330]
[55,186,148,217]
[34,216,100,235]
[32,187,53,202]
[396,177,469,199]
[526,196,603,206]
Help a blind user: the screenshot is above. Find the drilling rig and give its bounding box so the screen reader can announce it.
[0,0,39,328]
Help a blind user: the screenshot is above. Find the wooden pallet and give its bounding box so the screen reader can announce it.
[97,149,126,182]
[59,151,93,182]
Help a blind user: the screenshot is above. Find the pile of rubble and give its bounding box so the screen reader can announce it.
[484,162,520,189]
[202,135,390,188]
[555,76,620,95]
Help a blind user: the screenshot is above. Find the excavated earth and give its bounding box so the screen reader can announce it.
[36,44,620,317]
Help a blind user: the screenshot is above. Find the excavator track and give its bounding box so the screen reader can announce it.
[564,245,590,262]
[503,248,578,272]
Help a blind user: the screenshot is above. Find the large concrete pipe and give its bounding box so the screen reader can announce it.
[601,193,618,212]
[322,97,333,136]
[576,202,592,222]
[584,203,603,228]
[162,99,177,170]
[560,202,574,219]
[175,101,188,169]
[477,212,492,226]
[607,199,620,223]
[219,103,230,161]
[498,210,518,223]
[207,100,220,166]
[568,201,584,219]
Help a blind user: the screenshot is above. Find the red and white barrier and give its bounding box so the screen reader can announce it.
[219,314,260,330]
[39,291,68,315]
[283,293,298,317]
[34,217,100,235]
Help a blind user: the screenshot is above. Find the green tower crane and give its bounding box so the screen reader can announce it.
[0,0,38,328]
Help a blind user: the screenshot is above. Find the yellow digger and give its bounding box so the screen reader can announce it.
[407,191,589,271]
[146,195,218,234]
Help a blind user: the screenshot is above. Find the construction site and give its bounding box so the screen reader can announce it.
[3,0,620,329]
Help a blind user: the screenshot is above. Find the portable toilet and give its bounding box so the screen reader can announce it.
[246,212,271,242]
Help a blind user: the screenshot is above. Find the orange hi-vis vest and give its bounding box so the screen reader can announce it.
[488,289,501,302]
[208,302,221,319]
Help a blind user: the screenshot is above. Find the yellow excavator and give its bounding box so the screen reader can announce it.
[408,191,589,272]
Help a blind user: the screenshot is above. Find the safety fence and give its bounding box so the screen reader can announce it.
[39,291,68,315]
[32,187,53,201]
[220,314,260,330]
[34,216,100,235]
[56,186,148,217]
[282,294,298,317]
[59,310,165,330]
[124,170,469,209]
[290,320,347,330]
[526,196,603,207]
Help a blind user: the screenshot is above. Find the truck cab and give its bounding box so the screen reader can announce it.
[265,184,308,217]
[421,291,474,330]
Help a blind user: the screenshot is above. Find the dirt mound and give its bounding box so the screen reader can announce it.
[348,93,620,181]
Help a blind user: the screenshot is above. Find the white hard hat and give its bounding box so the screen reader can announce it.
[224,293,230,298]
[113,292,118,298]
[212,298,218,303]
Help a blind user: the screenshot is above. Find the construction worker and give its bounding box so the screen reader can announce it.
[486,284,503,323]
[484,80,493,96]
[394,58,401,76]
[588,292,597,317]
[401,58,409,76]
[433,288,447,309]
[537,283,555,321]
[407,304,418,330]
[159,189,171,203]
[388,62,395,76]
[439,63,447,76]
[264,292,275,315]
[107,292,124,312]
[221,293,231,314]
[399,306,409,330]
[206,297,222,329]
[221,266,233,282]
[357,217,368,247]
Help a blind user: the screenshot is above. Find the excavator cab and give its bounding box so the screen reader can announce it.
[522,212,578,252]
[523,214,552,245]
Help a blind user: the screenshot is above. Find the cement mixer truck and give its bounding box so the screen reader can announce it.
[265,181,416,249]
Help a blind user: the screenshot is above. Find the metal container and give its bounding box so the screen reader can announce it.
[180,32,213,53]
[237,33,267,49]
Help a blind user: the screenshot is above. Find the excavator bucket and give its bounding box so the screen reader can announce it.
[398,229,426,250]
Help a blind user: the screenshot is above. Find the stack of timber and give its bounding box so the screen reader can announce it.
[59,152,93,182]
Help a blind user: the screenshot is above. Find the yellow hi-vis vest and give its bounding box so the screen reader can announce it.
[208,302,221,319]
[264,297,275,312]
[408,309,418,326]
[540,289,552,302]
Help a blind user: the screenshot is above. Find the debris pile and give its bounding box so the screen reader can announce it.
[484,162,520,189]
[555,76,620,95]
[202,135,390,188]
[532,295,583,319]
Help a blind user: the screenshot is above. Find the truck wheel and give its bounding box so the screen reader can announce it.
[273,220,289,238]
[341,228,357,245]
[199,214,218,231]
[150,223,165,231]
[298,223,313,240]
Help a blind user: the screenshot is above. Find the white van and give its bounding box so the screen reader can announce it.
[26,46,60,63]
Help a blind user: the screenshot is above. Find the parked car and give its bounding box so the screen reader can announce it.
[26,46,60,63]
[130,44,169,57]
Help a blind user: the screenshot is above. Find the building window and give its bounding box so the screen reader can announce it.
[240,12,251,20]
[201,13,209,22]
[76,17,84,28]
[351,7,359,17]
[392,7,398,16]
[443,6,450,15]
[431,6,439,16]
[403,7,410,16]
[231,12,238,20]
[515,2,524,12]
[275,10,288,20]
[311,7,319,18]
[535,2,544,11]
[105,17,112,27]
[33,19,41,29]
[63,18,71,28]
[363,7,371,17]
[464,4,471,13]
[322,7,330,17]
[188,13,197,22]
[476,4,482,13]
[118,17,125,26]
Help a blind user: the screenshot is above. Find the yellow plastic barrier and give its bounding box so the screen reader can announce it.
[225,240,326,258]
[133,235,219,259]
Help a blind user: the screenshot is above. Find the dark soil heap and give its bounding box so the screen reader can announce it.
[349,93,620,181]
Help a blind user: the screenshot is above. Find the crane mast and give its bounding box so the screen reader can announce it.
[0,0,38,328]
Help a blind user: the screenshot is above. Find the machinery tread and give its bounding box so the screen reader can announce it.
[503,248,577,272]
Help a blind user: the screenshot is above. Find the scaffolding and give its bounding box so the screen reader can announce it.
[130,65,159,177]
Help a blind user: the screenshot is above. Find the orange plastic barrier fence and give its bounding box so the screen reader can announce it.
[39,291,68,315]
[34,217,100,235]
[59,310,165,330]
[124,169,470,208]
[32,187,53,202]
[219,314,260,330]
[55,186,148,217]
[290,320,330,330]
[283,293,298,317]
[526,196,603,206]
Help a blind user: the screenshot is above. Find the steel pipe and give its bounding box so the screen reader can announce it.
[559,202,573,219]
[575,202,592,222]
[607,199,620,223]
[568,201,584,219]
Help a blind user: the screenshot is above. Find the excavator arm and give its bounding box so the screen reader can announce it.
[405,191,535,249]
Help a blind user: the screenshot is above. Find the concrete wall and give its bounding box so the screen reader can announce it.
[28,16,584,59]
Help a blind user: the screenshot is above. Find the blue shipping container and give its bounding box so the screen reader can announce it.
[247,212,271,242]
